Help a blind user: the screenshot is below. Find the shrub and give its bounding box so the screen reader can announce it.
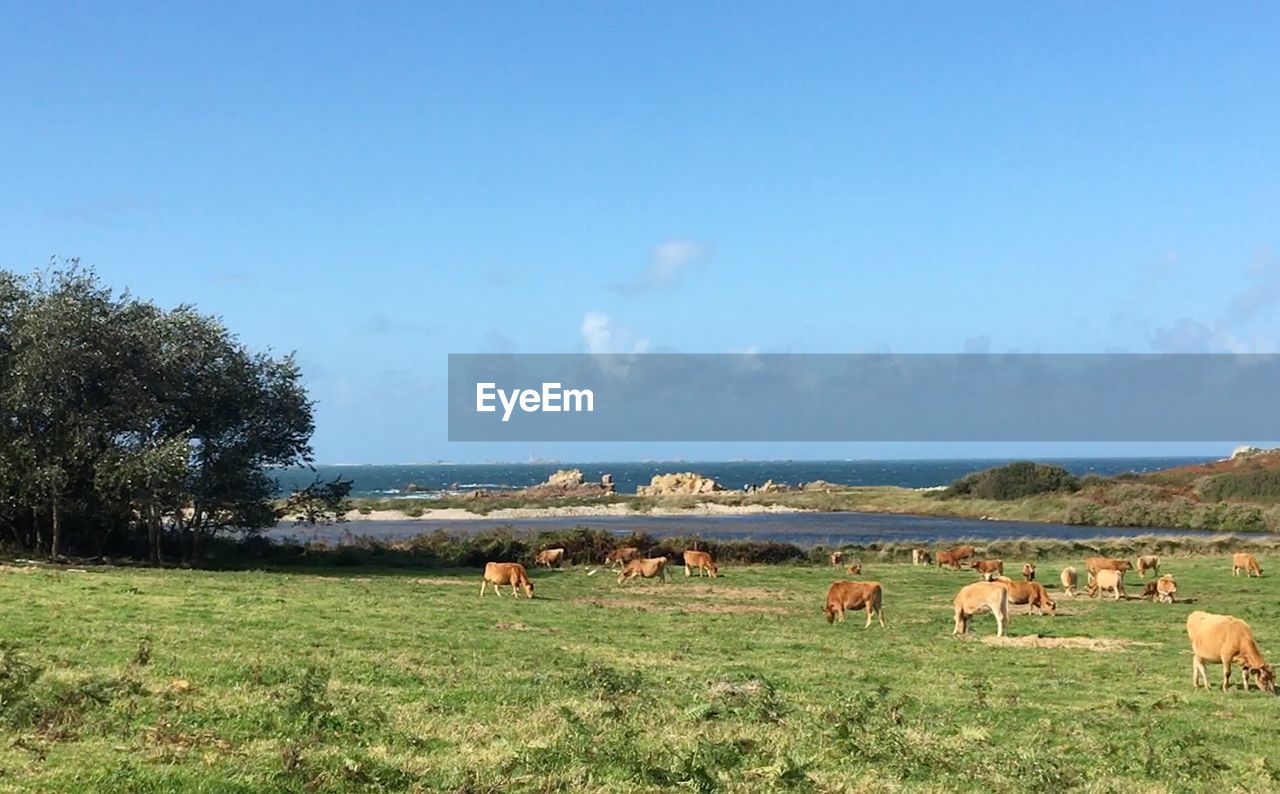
[940,462,1080,500]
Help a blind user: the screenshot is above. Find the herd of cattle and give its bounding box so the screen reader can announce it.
[480,544,1274,695]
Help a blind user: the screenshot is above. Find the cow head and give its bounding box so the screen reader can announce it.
[1042,595,1057,615]
[1248,664,1276,694]
[1022,563,1036,580]
[708,562,720,578]
[1118,560,1134,573]
[522,580,535,599]
[824,604,836,624]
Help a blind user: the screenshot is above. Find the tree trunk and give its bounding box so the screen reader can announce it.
[50,499,61,561]
[149,508,163,564]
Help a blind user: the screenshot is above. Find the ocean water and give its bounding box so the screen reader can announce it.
[272,457,1212,499]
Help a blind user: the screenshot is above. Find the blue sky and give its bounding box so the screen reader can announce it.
[3,3,1278,462]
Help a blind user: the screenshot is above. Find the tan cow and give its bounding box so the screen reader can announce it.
[1087,568,1125,600]
[911,548,931,566]
[1021,562,1036,581]
[1085,556,1133,576]
[1232,553,1262,578]
[951,545,977,561]
[936,551,963,570]
[845,563,862,575]
[480,562,534,598]
[605,547,641,567]
[534,548,566,568]
[617,556,669,584]
[823,581,886,628]
[684,549,719,578]
[994,578,1056,615]
[971,559,1004,581]
[953,582,1009,637]
[1140,575,1177,604]
[1187,611,1276,694]
[830,550,845,567]
[1137,555,1159,578]
[1060,566,1078,598]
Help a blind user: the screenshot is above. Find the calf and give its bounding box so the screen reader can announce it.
[1187,610,1276,694]
[845,562,862,575]
[936,551,963,570]
[534,548,566,568]
[684,549,719,578]
[824,581,886,628]
[994,579,1056,615]
[1021,562,1036,581]
[830,550,845,567]
[1085,556,1133,576]
[617,557,669,584]
[1232,553,1263,578]
[1087,568,1125,600]
[605,547,641,567]
[1140,575,1177,604]
[971,559,1004,581]
[953,582,1009,637]
[1137,555,1159,578]
[951,545,977,561]
[480,562,534,598]
[911,548,931,566]
[1060,566,1078,598]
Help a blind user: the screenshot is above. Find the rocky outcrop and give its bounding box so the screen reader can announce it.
[636,472,724,496]
[801,480,837,492]
[517,469,615,498]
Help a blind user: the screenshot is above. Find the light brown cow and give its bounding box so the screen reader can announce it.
[1085,556,1133,576]
[971,559,1004,581]
[1187,610,1276,694]
[1060,566,1078,598]
[617,556,669,584]
[824,581,886,628]
[951,545,977,561]
[1021,563,1036,581]
[1137,555,1159,578]
[1140,575,1177,603]
[845,563,862,575]
[911,548,931,566]
[936,551,963,570]
[994,578,1057,615]
[480,562,534,598]
[953,582,1009,637]
[830,551,845,567]
[605,547,641,567]
[1087,568,1125,600]
[684,549,719,578]
[534,548,566,568]
[1232,553,1262,578]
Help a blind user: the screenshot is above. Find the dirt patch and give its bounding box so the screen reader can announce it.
[411,577,474,587]
[572,596,792,615]
[680,585,793,601]
[575,597,654,611]
[981,635,1151,652]
[492,621,530,631]
[678,603,792,615]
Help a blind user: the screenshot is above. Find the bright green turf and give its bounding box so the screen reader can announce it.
[0,555,1277,792]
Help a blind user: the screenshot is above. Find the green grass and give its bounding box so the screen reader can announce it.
[1,555,1279,792]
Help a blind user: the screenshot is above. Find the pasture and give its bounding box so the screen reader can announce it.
[0,554,1277,792]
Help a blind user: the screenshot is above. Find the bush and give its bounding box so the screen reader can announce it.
[940,462,1080,501]
[1200,469,1280,503]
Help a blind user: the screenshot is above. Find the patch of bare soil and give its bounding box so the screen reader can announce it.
[680,584,793,601]
[981,635,1151,652]
[411,577,474,586]
[572,596,793,615]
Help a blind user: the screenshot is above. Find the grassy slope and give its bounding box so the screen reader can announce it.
[2,557,1279,792]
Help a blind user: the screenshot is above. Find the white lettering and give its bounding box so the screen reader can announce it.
[477,383,595,422]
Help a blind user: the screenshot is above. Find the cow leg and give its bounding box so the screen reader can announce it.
[877,605,886,628]
[1221,656,1233,692]
[684,565,691,577]
[864,604,873,629]
[480,580,488,597]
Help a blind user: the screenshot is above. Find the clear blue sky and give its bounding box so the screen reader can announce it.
[3,4,1277,462]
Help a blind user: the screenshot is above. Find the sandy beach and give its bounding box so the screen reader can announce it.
[340,502,807,522]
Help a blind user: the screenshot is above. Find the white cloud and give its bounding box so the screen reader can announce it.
[613,239,711,294]
[580,311,649,354]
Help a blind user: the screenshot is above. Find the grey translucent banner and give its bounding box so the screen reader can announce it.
[448,354,1280,441]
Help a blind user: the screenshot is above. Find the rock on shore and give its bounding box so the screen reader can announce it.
[636,472,724,496]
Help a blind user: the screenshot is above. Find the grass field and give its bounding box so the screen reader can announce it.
[1,554,1278,792]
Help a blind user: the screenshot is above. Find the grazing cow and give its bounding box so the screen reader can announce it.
[994,579,1056,615]
[951,545,977,561]
[1021,563,1036,581]
[684,549,719,578]
[971,559,1004,581]
[845,563,862,575]
[1060,566,1078,598]
[617,556,669,584]
[480,562,534,598]
[1187,610,1276,694]
[911,548,931,566]
[1085,556,1133,576]
[1140,575,1177,604]
[1232,553,1263,578]
[534,548,566,568]
[936,551,963,570]
[1137,555,1159,578]
[605,547,641,567]
[953,582,1010,637]
[830,550,845,567]
[1087,568,1125,600]
[823,581,886,628]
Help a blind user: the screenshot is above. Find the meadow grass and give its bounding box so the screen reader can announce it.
[1,554,1278,792]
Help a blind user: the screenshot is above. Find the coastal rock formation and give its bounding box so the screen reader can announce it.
[517,469,615,498]
[1231,445,1266,460]
[801,480,836,492]
[636,472,724,496]
[544,468,586,488]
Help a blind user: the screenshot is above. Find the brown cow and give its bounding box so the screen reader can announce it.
[994,578,1056,615]
[684,549,719,578]
[1140,575,1177,604]
[830,550,845,567]
[1021,563,1036,581]
[1232,553,1263,578]
[911,548,931,566]
[951,545,977,561]
[844,562,863,575]
[605,547,641,567]
[1086,568,1125,600]
[1187,611,1276,694]
[971,559,1004,581]
[617,556,669,584]
[1137,555,1159,578]
[480,562,534,598]
[953,582,1009,637]
[936,551,963,570]
[1085,556,1133,576]
[824,581,886,628]
[534,548,566,568]
[1060,566,1078,598]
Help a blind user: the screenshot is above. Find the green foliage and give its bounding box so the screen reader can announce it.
[1200,469,1280,503]
[940,461,1081,500]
